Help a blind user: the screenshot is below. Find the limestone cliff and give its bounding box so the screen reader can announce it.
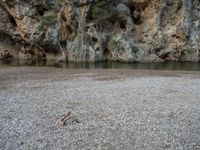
[0,0,199,62]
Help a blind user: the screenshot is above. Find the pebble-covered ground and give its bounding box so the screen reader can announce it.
[0,67,200,150]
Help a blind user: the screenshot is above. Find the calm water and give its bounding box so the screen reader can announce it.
[0,59,200,71]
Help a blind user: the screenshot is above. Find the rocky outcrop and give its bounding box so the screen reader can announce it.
[0,0,199,62]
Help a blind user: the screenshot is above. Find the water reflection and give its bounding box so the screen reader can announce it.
[0,59,200,71]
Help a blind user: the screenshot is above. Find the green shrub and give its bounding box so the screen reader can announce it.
[91,0,115,21]
[55,0,65,11]
[68,32,77,41]
[110,39,125,53]
[38,12,57,31]
[42,14,57,25]
[184,47,196,54]
[91,1,107,20]
[131,46,139,54]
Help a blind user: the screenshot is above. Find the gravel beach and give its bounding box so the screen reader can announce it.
[0,67,200,150]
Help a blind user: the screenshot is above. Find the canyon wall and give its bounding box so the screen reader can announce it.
[0,0,200,62]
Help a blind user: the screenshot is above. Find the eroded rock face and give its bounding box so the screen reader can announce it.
[0,0,199,62]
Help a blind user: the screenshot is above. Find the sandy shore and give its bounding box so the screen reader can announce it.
[0,67,200,150]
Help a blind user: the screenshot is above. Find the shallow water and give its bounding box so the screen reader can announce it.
[0,59,200,71]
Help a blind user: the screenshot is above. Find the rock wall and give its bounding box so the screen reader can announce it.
[0,0,199,62]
